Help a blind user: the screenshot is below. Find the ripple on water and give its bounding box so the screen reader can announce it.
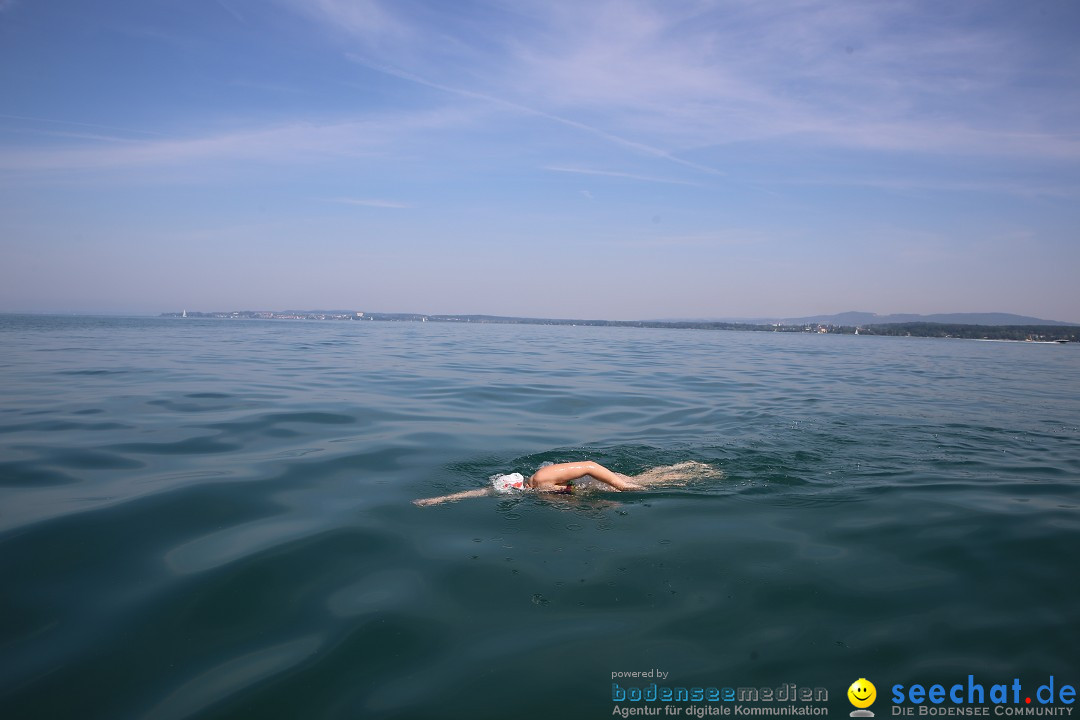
[108,436,242,455]
[144,635,324,720]
[0,459,80,487]
[164,516,327,575]
[326,569,429,618]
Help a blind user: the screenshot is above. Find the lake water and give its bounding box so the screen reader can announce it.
[1,315,1078,719]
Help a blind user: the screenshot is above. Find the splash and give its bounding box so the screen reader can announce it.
[629,461,724,487]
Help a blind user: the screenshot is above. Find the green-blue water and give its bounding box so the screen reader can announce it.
[1,315,1078,719]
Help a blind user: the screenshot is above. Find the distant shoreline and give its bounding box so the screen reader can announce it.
[158,311,1079,343]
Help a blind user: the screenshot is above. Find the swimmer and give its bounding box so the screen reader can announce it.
[413,460,715,506]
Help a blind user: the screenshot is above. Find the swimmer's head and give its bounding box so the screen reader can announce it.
[492,472,526,493]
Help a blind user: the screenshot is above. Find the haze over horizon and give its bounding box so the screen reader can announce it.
[2,1,1078,322]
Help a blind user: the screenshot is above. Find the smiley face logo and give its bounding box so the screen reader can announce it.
[848,678,876,716]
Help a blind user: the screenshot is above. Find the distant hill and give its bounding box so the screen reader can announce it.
[775,312,1076,326]
[667,312,1077,326]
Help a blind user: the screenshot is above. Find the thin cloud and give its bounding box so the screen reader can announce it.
[227,79,305,94]
[0,126,157,144]
[616,231,769,248]
[778,173,1080,199]
[0,108,478,173]
[214,0,247,24]
[0,113,164,138]
[347,55,726,177]
[0,123,367,172]
[306,1,1080,161]
[544,165,698,186]
[277,0,411,50]
[325,197,412,209]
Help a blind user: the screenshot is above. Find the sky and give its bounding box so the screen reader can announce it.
[1,0,1078,321]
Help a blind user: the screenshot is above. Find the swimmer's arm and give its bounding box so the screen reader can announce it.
[414,488,493,506]
[529,461,642,492]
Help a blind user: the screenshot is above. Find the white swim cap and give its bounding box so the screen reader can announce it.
[492,472,526,493]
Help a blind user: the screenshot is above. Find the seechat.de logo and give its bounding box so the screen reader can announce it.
[849,678,878,717]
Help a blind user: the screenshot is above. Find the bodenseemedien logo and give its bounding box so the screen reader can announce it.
[849,678,877,717]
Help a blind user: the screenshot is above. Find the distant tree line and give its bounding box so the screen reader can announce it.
[854,323,1078,342]
[427,317,1077,341]
[162,312,1077,342]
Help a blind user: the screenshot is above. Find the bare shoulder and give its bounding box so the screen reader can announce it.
[529,461,594,488]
